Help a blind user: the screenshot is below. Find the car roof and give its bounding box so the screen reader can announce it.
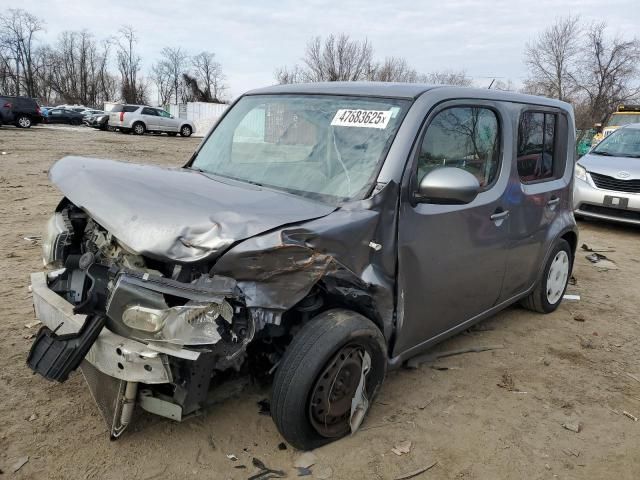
[244,81,572,109]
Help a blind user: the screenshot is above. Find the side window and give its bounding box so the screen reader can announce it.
[417,106,500,188]
[517,111,557,182]
[159,110,172,118]
[123,105,139,113]
[141,107,157,116]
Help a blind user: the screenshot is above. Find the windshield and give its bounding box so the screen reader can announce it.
[606,114,640,127]
[190,94,410,203]
[592,127,640,158]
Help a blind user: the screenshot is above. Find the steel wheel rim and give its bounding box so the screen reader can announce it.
[182,126,190,136]
[308,344,365,438]
[546,250,569,304]
[19,117,30,127]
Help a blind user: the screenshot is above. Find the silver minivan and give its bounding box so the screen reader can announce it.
[28,83,577,449]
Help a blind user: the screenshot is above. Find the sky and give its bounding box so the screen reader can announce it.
[15,0,640,100]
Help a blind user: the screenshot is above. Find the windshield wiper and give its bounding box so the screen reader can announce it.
[592,150,614,156]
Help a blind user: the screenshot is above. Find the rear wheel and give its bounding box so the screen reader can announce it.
[132,122,145,135]
[70,118,81,126]
[271,309,387,450]
[16,115,32,128]
[180,125,192,137]
[521,239,572,313]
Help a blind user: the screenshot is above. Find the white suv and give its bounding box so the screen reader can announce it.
[109,104,195,137]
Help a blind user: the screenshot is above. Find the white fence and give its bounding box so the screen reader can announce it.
[169,102,228,137]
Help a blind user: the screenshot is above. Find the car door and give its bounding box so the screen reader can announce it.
[157,109,178,132]
[499,107,571,300]
[393,101,512,356]
[48,109,64,124]
[141,107,159,130]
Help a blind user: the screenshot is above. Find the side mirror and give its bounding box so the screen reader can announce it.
[414,167,481,205]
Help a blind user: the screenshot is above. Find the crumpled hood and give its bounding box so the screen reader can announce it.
[49,156,336,263]
[579,153,640,179]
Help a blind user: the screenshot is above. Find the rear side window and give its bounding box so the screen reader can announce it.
[517,111,558,182]
[111,105,139,113]
[141,107,157,115]
[417,106,501,189]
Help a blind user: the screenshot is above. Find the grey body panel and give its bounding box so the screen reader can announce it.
[49,156,335,263]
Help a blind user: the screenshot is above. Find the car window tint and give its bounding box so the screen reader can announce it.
[141,107,157,115]
[123,106,139,113]
[517,111,557,182]
[417,106,500,188]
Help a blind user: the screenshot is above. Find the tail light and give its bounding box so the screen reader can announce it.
[120,111,124,122]
[2,102,12,109]
[36,106,41,114]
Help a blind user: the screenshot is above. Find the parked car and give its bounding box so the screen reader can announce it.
[27,83,577,449]
[0,95,44,128]
[84,113,109,130]
[574,123,640,225]
[108,104,194,136]
[45,108,85,125]
[80,109,105,117]
[55,104,87,112]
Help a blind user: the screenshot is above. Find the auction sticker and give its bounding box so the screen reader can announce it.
[331,109,392,129]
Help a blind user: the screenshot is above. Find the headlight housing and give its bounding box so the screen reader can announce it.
[122,301,234,345]
[42,212,71,268]
[575,163,587,182]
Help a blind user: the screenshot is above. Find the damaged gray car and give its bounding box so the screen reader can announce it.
[27,82,578,450]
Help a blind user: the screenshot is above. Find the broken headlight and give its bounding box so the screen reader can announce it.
[122,301,234,345]
[42,212,71,268]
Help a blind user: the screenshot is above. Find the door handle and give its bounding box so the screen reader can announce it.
[490,210,510,221]
[547,197,560,207]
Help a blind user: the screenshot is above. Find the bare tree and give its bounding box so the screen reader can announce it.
[523,16,581,101]
[116,26,145,103]
[369,57,419,82]
[192,51,226,102]
[155,46,189,103]
[574,22,640,124]
[0,8,44,97]
[275,65,303,84]
[419,70,473,86]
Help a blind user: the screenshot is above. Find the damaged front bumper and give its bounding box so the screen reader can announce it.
[29,271,196,437]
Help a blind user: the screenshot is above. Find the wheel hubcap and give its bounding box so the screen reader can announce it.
[135,125,143,134]
[182,127,189,135]
[309,344,366,438]
[19,117,29,127]
[546,250,569,304]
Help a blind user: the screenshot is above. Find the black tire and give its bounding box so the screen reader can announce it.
[70,118,82,126]
[132,122,145,135]
[521,239,573,313]
[271,309,387,450]
[180,125,192,137]
[15,115,32,128]
[119,128,130,134]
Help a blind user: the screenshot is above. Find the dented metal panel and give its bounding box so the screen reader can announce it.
[49,156,336,263]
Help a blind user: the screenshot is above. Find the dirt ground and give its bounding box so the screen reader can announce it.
[1,125,639,480]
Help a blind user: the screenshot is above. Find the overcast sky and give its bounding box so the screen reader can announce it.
[17,0,640,99]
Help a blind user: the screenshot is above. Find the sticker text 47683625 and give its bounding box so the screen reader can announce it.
[330,109,393,129]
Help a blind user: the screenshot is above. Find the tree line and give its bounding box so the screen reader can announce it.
[1,7,638,128]
[0,8,227,107]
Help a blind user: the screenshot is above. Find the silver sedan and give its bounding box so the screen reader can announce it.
[574,123,640,225]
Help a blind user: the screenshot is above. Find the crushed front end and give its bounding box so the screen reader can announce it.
[28,202,257,438]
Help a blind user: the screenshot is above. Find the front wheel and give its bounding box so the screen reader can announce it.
[16,115,32,128]
[180,125,192,137]
[271,309,387,450]
[521,239,573,313]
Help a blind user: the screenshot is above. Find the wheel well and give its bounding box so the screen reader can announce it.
[133,120,145,129]
[180,124,192,131]
[561,230,578,256]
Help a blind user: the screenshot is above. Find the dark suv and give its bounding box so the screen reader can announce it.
[0,95,44,128]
